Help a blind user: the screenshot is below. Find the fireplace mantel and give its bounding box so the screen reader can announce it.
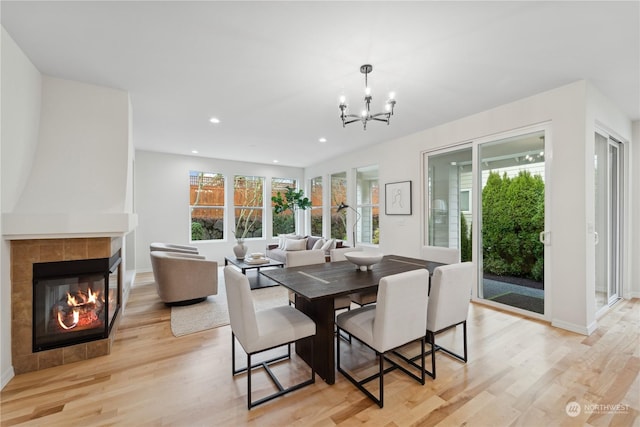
[2,212,137,240]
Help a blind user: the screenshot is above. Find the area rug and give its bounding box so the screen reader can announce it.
[170,283,288,337]
[489,292,544,314]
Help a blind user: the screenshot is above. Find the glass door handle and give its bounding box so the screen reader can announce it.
[539,231,551,245]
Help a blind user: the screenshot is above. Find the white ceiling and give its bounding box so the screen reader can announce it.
[2,1,638,167]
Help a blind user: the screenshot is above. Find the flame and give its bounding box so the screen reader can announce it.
[57,309,79,330]
[65,288,99,307]
[56,288,102,330]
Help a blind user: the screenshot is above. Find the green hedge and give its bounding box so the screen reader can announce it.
[482,171,544,281]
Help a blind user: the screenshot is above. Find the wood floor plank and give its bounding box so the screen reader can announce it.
[1,271,638,426]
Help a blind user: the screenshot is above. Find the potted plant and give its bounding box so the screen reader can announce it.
[271,187,312,234]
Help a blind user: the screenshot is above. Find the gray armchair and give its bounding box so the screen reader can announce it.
[150,251,217,305]
[150,242,199,254]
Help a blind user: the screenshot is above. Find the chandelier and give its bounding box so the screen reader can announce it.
[339,64,396,130]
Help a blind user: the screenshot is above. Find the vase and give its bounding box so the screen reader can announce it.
[233,239,247,260]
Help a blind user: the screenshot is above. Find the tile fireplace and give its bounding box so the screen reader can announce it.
[32,253,121,352]
[10,237,123,374]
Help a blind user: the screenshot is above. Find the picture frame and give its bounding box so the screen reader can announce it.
[385,180,412,215]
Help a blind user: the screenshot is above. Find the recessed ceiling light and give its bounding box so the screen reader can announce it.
[192,150,199,154]
[319,137,327,143]
[273,160,279,163]
[209,117,220,124]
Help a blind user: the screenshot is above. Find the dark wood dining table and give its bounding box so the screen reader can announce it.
[260,255,445,384]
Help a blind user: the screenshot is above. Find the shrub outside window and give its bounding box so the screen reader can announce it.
[272,177,297,236]
[310,176,323,236]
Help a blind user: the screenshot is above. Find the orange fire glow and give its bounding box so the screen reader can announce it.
[55,288,103,331]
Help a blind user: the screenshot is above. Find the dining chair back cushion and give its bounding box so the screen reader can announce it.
[224,266,260,349]
[339,268,429,352]
[285,249,326,267]
[421,246,460,264]
[375,269,430,351]
[427,262,473,332]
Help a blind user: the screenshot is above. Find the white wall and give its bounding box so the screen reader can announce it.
[135,150,304,271]
[305,80,634,335]
[10,75,132,213]
[1,27,43,389]
[2,75,137,238]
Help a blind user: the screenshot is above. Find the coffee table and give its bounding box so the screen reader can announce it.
[224,256,284,290]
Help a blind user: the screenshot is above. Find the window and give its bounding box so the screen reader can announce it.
[330,172,347,240]
[460,189,471,212]
[356,166,379,244]
[310,176,323,236]
[272,177,297,236]
[234,175,264,239]
[190,171,225,241]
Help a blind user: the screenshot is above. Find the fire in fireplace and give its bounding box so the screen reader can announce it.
[32,252,121,352]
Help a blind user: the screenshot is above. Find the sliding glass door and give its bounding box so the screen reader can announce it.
[425,146,473,260]
[478,131,547,315]
[595,131,622,312]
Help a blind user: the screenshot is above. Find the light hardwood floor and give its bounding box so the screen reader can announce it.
[1,272,638,426]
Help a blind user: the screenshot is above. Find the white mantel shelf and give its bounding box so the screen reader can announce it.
[2,213,138,240]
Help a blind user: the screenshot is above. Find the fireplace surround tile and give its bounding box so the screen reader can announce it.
[10,237,121,374]
[63,343,87,363]
[39,348,64,370]
[63,238,89,260]
[13,354,38,374]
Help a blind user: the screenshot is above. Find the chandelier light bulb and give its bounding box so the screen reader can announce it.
[388,92,396,100]
[339,95,346,105]
[365,86,372,96]
[385,103,391,112]
[361,110,368,118]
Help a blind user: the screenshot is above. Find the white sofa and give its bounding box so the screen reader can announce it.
[266,235,342,264]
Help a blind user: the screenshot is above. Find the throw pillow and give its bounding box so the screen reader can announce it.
[278,233,300,249]
[312,238,326,250]
[284,238,307,251]
[320,238,335,253]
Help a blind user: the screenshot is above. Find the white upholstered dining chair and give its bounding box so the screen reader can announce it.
[424,262,473,379]
[336,268,430,407]
[223,266,316,409]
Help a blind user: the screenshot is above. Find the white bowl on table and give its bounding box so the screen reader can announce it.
[343,251,384,271]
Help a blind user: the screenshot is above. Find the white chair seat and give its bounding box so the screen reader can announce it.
[336,305,375,347]
[246,306,316,354]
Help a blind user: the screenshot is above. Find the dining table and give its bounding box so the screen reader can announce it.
[260,254,445,384]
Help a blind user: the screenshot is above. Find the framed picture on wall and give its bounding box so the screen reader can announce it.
[385,181,412,215]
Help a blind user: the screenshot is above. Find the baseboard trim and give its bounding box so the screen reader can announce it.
[551,318,596,336]
[1,366,15,390]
